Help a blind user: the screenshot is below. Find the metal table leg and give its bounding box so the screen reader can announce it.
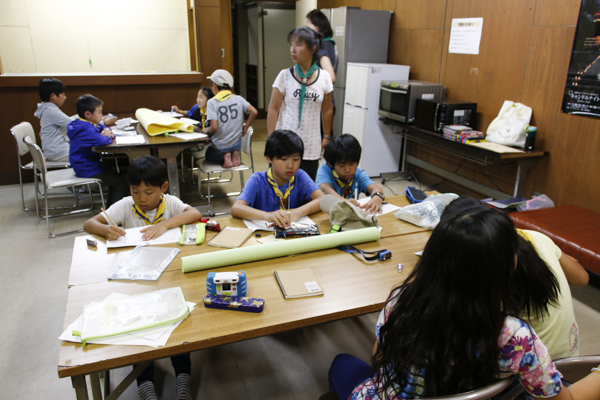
[513,158,538,198]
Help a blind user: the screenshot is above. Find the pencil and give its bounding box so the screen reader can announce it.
[101,208,117,226]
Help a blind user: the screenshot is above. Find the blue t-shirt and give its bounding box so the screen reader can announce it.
[237,169,320,211]
[67,119,112,178]
[316,164,374,199]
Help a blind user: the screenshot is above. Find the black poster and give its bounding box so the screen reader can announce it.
[562,0,600,117]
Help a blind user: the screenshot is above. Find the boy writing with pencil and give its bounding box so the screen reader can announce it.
[316,134,385,214]
[84,155,202,240]
[231,130,324,228]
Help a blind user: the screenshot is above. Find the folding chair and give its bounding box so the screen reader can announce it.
[196,127,255,212]
[24,136,106,238]
[10,121,70,211]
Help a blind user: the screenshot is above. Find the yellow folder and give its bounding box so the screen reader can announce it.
[135,108,195,136]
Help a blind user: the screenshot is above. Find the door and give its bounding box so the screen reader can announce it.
[263,9,296,108]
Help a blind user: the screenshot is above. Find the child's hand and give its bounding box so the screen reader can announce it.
[359,197,383,215]
[103,116,117,126]
[102,128,115,139]
[140,223,168,240]
[172,105,183,114]
[105,225,126,241]
[242,124,249,136]
[266,210,292,228]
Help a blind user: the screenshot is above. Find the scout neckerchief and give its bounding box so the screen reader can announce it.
[331,167,354,199]
[78,117,98,127]
[323,37,336,46]
[133,194,166,225]
[295,62,318,128]
[214,90,233,102]
[199,108,207,129]
[266,167,295,210]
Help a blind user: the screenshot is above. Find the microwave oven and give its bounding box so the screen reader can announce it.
[414,98,478,132]
[378,80,446,123]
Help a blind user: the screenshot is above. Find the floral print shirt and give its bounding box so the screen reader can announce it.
[350,290,563,399]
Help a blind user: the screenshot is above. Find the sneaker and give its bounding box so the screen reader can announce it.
[232,151,241,167]
[222,152,233,168]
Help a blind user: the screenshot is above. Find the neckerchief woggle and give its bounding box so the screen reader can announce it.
[132,194,166,225]
[331,167,356,199]
[214,90,233,102]
[295,63,318,128]
[266,168,295,210]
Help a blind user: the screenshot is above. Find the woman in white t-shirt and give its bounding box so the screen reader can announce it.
[267,27,334,180]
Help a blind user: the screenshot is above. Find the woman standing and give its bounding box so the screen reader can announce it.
[267,27,334,180]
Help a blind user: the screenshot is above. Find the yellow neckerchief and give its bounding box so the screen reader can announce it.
[199,108,207,129]
[132,194,166,225]
[516,228,536,247]
[214,90,233,102]
[266,167,295,210]
[331,167,354,199]
[78,117,98,127]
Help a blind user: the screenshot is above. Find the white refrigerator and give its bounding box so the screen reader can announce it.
[342,63,410,177]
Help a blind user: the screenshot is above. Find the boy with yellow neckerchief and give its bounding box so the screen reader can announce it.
[231,130,324,228]
[202,69,258,168]
[84,155,202,241]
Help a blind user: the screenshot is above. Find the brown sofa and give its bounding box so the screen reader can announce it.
[511,205,600,276]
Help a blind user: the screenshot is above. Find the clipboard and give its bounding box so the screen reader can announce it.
[207,227,254,249]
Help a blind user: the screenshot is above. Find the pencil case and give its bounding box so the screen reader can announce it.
[203,294,264,313]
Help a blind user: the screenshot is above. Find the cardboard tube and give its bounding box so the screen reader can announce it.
[181,227,381,273]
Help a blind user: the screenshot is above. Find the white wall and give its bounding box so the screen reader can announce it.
[0,0,191,74]
[295,0,317,28]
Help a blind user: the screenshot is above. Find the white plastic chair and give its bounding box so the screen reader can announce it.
[196,127,254,209]
[24,136,106,238]
[10,121,70,211]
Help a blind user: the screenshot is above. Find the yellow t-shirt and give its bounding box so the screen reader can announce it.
[521,229,579,359]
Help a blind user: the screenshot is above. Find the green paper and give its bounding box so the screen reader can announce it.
[181,227,380,273]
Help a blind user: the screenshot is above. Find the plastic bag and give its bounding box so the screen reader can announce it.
[486,101,532,148]
[107,245,180,281]
[516,194,555,211]
[73,287,189,345]
[394,193,459,230]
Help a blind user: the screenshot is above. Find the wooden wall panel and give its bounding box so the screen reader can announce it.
[393,0,446,29]
[522,26,600,209]
[534,0,581,26]
[388,29,444,82]
[197,6,223,74]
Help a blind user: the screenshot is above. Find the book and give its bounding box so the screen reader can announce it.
[274,268,324,299]
[207,226,253,248]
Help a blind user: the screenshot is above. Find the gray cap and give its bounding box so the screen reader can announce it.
[208,69,234,87]
[320,194,379,231]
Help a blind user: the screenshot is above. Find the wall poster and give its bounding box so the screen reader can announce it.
[562,0,600,117]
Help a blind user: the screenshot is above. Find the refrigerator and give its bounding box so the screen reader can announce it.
[342,63,410,177]
[321,7,393,138]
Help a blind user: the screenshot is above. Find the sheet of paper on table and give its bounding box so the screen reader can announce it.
[467,141,525,153]
[113,128,137,137]
[59,293,196,347]
[170,132,209,141]
[357,197,401,215]
[116,136,146,145]
[179,117,201,125]
[106,226,181,248]
[159,111,183,118]
[115,117,133,129]
[243,216,315,231]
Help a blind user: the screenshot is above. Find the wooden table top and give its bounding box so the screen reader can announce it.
[58,195,432,378]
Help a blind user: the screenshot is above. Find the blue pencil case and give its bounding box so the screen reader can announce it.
[203,294,264,313]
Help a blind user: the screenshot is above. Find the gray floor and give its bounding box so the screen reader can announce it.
[2,120,600,399]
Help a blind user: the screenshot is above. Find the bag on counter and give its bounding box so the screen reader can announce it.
[394,193,459,230]
[486,101,532,148]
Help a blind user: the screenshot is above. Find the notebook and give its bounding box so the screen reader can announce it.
[207,227,254,248]
[274,268,324,299]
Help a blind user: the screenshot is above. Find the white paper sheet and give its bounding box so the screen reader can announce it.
[467,141,525,153]
[59,293,196,347]
[449,18,484,55]
[116,136,146,145]
[106,226,182,248]
[159,111,183,118]
[115,117,133,129]
[357,197,401,215]
[170,133,209,141]
[179,117,201,125]
[243,216,315,231]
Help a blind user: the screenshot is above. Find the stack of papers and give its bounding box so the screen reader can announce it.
[106,226,182,248]
[59,293,195,347]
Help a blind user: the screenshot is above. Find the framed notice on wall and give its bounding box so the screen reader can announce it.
[562,0,600,117]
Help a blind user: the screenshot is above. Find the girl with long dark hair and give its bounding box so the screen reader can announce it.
[327,206,600,399]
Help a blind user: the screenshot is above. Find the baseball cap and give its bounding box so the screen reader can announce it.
[320,194,379,231]
[208,69,234,87]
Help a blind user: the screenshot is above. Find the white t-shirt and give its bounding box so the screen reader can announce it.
[273,67,333,160]
[102,194,189,229]
[206,94,250,149]
[522,229,579,359]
